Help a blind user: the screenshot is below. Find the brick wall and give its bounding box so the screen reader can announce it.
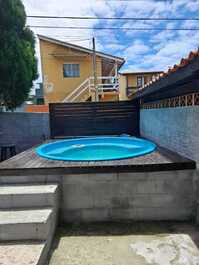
[25,105,49,113]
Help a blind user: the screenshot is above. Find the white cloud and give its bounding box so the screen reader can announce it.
[23,0,101,43]
[104,43,124,51]
[132,32,199,72]
[186,1,199,12]
[22,0,199,81]
[122,40,150,60]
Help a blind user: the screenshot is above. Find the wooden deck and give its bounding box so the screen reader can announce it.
[0,142,196,175]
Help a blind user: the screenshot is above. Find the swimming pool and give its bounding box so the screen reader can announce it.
[36,136,156,161]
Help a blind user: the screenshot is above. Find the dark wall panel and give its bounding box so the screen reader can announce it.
[49,101,139,138]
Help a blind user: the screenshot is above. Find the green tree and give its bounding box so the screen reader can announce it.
[0,0,37,110]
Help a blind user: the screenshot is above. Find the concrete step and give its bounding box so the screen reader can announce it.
[0,184,58,208]
[0,175,60,185]
[0,240,46,265]
[0,208,52,241]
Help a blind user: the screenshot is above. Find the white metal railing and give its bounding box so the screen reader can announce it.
[62,76,119,102]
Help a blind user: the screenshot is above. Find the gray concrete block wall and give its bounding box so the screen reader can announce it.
[0,170,197,223]
[61,170,196,222]
[0,112,50,152]
[140,106,199,161]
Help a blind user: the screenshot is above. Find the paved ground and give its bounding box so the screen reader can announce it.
[0,241,45,265]
[49,222,199,265]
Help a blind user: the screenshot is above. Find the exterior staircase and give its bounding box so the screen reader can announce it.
[63,77,91,102]
[63,76,119,102]
[0,182,59,265]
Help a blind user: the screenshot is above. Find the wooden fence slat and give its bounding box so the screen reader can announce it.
[49,101,139,138]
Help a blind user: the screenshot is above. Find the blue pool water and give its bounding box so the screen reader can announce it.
[36,136,156,161]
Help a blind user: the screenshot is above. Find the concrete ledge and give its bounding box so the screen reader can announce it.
[62,170,197,222]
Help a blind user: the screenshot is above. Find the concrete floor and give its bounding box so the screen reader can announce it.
[0,241,45,265]
[49,222,199,265]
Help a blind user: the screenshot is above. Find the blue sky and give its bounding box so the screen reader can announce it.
[23,0,199,77]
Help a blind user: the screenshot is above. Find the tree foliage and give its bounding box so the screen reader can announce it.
[0,0,37,110]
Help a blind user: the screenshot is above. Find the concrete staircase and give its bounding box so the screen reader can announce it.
[0,183,59,265]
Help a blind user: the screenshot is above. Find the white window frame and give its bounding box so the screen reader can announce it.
[137,76,144,88]
[63,64,80,78]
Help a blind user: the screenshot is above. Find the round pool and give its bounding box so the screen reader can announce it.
[36,136,156,161]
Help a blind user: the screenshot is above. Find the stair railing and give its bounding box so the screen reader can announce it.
[63,76,119,102]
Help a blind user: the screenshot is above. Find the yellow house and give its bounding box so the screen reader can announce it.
[38,35,125,103]
[119,71,163,100]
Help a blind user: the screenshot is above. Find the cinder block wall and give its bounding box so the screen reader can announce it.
[0,112,50,152]
[0,170,197,223]
[62,170,196,222]
[140,107,199,161]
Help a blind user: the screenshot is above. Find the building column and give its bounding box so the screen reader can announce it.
[114,62,118,77]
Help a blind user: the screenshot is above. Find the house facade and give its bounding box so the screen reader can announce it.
[119,71,163,100]
[38,35,125,104]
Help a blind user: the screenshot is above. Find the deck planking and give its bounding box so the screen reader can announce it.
[0,141,196,175]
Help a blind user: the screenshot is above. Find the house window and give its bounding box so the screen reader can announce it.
[63,64,80,78]
[137,76,144,88]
